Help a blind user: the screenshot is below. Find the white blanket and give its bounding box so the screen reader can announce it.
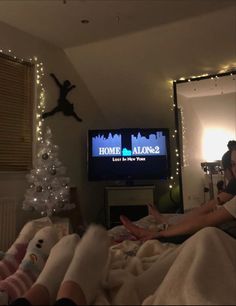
[95,227,236,305]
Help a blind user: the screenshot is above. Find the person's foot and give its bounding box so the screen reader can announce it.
[147,204,168,224]
[34,233,80,302]
[61,225,109,304]
[120,215,157,240]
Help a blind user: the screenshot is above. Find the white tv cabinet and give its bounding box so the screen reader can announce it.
[105,185,156,228]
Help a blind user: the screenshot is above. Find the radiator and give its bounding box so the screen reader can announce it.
[0,197,17,252]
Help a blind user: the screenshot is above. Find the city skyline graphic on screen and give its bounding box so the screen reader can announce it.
[92,131,166,157]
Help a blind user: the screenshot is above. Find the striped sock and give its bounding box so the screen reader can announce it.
[0,243,28,281]
[0,218,53,281]
[0,226,58,303]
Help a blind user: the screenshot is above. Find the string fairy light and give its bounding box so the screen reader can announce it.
[169,66,236,192]
[35,60,46,144]
[0,47,46,145]
[168,65,236,191]
[167,79,181,190]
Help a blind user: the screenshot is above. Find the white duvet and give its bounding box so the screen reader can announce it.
[94,226,236,305]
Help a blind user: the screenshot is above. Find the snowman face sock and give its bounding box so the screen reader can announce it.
[0,220,45,281]
[35,233,80,302]
[62,224,109,305]
[0,226,58,303]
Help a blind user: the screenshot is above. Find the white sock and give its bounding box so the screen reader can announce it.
[20,226,59,273]
[0,220,51,280]
[35,233,80,302]
[9,217,52,249]
[6,218,53,258]
[0,226,58,303]
[6,220,41,256]
[62,224,109,304]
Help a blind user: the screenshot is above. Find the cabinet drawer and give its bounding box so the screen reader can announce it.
[110,205,148,227]
[107,188,154,206]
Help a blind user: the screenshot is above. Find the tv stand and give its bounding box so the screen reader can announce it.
[105,185,156,228]
[125,179,134,186]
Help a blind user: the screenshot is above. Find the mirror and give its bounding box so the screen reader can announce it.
[174,71,236,211]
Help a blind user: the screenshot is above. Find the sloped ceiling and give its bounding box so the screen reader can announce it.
[0,0,235,127]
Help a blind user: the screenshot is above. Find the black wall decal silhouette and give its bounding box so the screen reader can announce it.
[42,73,82,122]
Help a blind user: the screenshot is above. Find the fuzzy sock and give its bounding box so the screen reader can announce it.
[35,233,80,302]
[62,224,109,305]
[0,226,58,303]
[0,220,43,281]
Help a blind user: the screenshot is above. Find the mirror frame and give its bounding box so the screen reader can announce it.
[173,69,236,211]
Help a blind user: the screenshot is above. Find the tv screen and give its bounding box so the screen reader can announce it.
[88,128,171,181]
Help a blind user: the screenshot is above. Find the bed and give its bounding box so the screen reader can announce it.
[92,215,236,305]
[0,215,235,305]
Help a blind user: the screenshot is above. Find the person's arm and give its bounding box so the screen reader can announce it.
[176,192,234,222]
[157,206,234,238]
[217,191,234,204]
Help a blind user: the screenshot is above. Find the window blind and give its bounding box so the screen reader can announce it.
[0,54,34,171]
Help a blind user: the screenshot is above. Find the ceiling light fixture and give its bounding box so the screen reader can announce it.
[116,16,120,24]
[81,19,90,24]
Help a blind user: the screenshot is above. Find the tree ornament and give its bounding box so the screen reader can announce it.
[42,153,49,160]
[36,186,43,192]
[50,168,57,175]
[58,201,65,208]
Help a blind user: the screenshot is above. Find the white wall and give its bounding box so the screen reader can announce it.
[178,90,236,210]
[0,21,109,229]
[191,92,236,161]
[178,94,204,210]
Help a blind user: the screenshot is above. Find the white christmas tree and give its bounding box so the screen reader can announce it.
[23,127,75,216]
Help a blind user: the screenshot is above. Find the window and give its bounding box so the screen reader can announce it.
[0,53,34,171]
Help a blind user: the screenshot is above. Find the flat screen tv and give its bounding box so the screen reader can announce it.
[88,128,171,182]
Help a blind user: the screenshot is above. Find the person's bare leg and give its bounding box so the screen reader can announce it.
[57,281,87,305]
